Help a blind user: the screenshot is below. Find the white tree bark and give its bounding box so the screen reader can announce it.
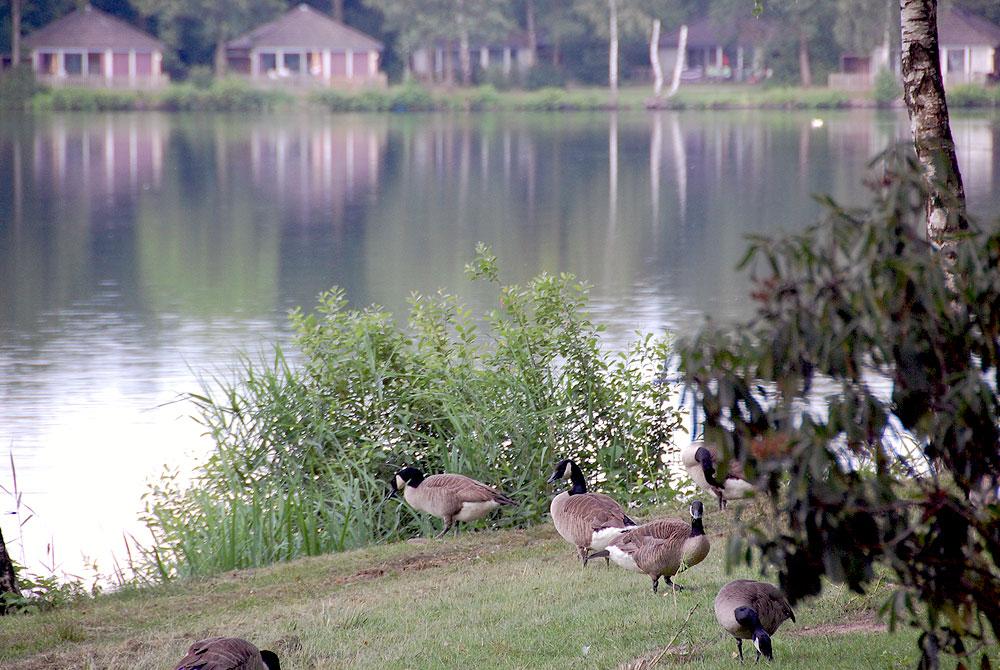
[609,0,619,98]
[667,25,687,98]
[458,0,471,85]
[650,19,663,99]
[11,0,21,66]
[899,0,967,247]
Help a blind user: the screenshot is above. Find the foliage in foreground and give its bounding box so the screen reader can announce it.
[679,149,1000,668]
[143,249,682,578]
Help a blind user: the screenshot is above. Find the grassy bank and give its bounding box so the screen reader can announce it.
[0,504,929,669]
[11,78,1000,113]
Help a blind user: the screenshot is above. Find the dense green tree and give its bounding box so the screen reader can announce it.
[368,0,510,84]
[135,0,284,76]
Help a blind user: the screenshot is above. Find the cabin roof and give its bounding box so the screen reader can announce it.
[23,4,163,52]
[659,15,776,50]
[227,4,382,52]
[938,6,1000,46]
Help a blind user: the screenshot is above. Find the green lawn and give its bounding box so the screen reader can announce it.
[0,503,928,669]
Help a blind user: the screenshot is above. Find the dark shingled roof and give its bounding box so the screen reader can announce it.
[659,15,777,49]
[938,7,1000,46]
[227,4,382,51]
[23,4,163,51]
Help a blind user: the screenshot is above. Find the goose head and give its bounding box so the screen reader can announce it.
[546,459,587,494]
[694,446,720,487]
[735,606,773,660]
[689,500,704,519]
[392,466,425,493]
[260,650,281,670]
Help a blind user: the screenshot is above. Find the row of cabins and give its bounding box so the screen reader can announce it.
[7,4,1000,90]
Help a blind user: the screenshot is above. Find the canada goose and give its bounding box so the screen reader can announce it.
[681,440,754,509]
[714,580,795,662]
[969,474,999,507]
[175,637,280,670]
[589,500,710,593]
[546,458,636,564]
[391,466,515,538]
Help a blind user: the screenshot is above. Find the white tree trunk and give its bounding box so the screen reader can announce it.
[899,0,967,246]
[650,19,663,99]
[609,0,619,98]
[458,0,471,85]
[667,25,687,98]
[11,0,21,66]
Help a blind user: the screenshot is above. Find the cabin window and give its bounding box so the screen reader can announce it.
[64,53,83,75]
[947,48,966,73]
[260,52,277,72]
[283,52,302,73]
[88,52,102,75]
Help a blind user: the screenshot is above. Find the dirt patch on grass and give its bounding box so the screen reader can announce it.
[788,612,887,637]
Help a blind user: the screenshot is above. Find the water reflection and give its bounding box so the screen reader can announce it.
[1,110,999,577]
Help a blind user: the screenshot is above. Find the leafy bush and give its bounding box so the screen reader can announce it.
[524,63,568,91]
[387,82,436,111]
[186,65,215,90]
[143,246,683,578]
[947,84,994,108]
[0,65,41,110]
[872,69,901,107]
[1,561,98,614]
[679,148,1000,669]
[34,87,142,111]
[466,84,501,111]
[158,80,291,112]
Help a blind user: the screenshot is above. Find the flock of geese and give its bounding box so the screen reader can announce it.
[174,440,794,670]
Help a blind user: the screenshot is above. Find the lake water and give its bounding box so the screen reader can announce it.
[1,109,999,578]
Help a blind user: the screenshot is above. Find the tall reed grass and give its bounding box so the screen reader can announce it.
[142,246,684,578]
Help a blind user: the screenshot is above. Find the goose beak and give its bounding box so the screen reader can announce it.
[546,471,559,484]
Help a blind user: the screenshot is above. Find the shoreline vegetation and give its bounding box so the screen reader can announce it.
[2,71,1000,113]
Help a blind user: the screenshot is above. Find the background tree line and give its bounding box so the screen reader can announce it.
[3,0,998,86]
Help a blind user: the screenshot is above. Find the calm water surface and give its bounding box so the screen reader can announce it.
[1,109,999,576]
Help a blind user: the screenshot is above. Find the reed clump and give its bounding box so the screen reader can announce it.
[142,245,683,578]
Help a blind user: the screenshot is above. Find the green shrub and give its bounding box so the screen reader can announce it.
[466,84,501,110]
[186,65,215,90]
[0,65,41,110]
[157,80,291,112]
[34,87,142,111]
[523,63,568,91]
[947,83,994,108]
[387,82,436,111]
[872,69,901,107]
[142,245,684,578]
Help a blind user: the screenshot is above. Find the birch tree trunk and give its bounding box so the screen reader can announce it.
[798,32,812,87]
[526,0,538,68]
[0,528,20,615]
[667,24,687,98]
[214,37,227,76]
[608,0,619,99]
[899,0,968,247]
[11,0,21,66]
[457,0,471,85]
[650,19,663,99]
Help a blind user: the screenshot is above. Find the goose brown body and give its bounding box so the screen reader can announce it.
[547,459,635,563]
[681,440,754,509]
[598,502,710,592]
[714,580,795,661]
[174,637,279,670]
[393,468,515,537]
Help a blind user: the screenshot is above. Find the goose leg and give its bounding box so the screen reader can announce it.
[579,546,590,565]
[436,518,453,539]
[737,638,744,663]
[666,576,684,591]
[651,576,659,593]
